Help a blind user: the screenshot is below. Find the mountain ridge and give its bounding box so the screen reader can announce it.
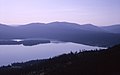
[101,24,120,33]
[0,22,120,47]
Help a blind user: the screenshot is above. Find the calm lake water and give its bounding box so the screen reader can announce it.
[0,42,105,66]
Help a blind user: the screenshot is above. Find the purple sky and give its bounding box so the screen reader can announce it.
[0,0,120,26]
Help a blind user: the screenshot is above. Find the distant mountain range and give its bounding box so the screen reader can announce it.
[0,22,120,47]
[101,24,120,33]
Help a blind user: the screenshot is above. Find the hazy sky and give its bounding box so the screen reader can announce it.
[0,0,120,26]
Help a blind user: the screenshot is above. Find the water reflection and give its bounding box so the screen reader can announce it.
[0,42,105,66]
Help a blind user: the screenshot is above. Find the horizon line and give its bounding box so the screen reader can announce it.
[0,21,120,27]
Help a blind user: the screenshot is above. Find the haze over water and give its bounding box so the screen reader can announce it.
[0,42,105,66]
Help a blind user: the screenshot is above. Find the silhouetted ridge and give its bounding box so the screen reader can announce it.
[79,24,105,32]
[0,22,120,47]
[101,24,120,33]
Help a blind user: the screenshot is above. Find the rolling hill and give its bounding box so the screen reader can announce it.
[101,24,120,33]
[0,22,120,47]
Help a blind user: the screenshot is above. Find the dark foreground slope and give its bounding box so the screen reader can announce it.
[0,44,120,75]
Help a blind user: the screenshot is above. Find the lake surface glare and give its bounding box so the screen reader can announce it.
[0,42,105,66]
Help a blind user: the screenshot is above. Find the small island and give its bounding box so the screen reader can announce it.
[0,39,51,46]
[21,40,50,46]
[0,40,21,45]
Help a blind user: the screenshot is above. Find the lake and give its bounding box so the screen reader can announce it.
[0,42,105,66]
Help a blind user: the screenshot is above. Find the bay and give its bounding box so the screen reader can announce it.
[0,42,105,66]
